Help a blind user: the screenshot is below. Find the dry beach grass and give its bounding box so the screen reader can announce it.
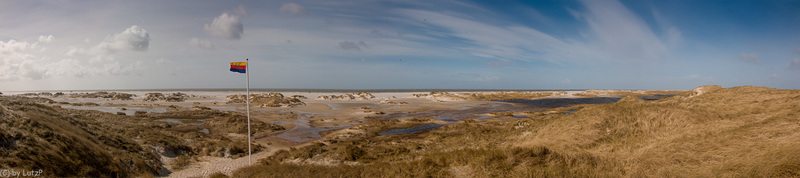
[231,86,800,177]
[2,86,798,177]
[0,96,281,177]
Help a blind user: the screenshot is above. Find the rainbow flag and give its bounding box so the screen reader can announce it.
[230,62,246,73]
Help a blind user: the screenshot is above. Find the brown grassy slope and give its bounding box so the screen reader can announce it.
[0,96,279,177]
[0,96,164,177]
[515,85,800,177]
[233,86,800,177]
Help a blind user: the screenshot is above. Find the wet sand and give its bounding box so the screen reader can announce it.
[10,90,621,177]
[12,90,621,145]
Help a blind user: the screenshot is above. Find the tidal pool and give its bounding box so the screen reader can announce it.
[60,105,167,115]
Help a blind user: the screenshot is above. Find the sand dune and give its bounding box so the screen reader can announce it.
[6,88,740,177]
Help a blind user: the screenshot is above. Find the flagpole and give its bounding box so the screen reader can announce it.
[246,58,251,165]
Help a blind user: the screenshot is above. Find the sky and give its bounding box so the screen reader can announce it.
[2,0,800,91]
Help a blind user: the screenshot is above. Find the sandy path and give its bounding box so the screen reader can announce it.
[165,147,281,178]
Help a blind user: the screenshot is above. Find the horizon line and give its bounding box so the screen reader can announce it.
[2,87,694,93]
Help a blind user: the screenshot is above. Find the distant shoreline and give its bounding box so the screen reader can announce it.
[4,88,594,93]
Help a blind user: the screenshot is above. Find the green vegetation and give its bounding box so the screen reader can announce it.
[234,86,800,177]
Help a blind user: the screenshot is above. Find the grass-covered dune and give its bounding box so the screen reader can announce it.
[0,96,273,177]
[0,96,165,177]
[233,86,800,177]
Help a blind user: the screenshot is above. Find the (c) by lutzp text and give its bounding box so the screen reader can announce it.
[0,169,43,177]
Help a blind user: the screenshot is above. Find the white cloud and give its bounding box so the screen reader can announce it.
[0,27,148,81]
[789,58,800,71]
[739,53,760,64]
[205,13,244,40]
[96,25,150,52]
[0,40,31,54]
[338,41,368,51]
[280,3,306,16]
[0,40,41,81]
[396,9,595,64]
[188,38,214,49]
[64,26,150,62]
[579,0,668,61]
[38,35,54,43]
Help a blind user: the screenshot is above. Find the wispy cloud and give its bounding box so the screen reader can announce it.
[579,0,669,61]
[188,38,214,49]
[789,58,800,71]
[748,45,768,52]
[338,41,369,51]
[395,9,590,64]
[561,78,572,84]
[205,13,244,40]
[473,76,500,81]
[739,53,760,64]
[389,0,676,65]
[280,3,306,16]
[2,0,799,90]
[487,61,510,68]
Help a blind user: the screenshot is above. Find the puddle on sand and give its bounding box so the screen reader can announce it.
[371,102,540,135]
[198,128,210,134]
[270,98,620,142]
[156,118,206,125]
[376,98,619,134]
[496,97,621,108]
[434,117,460,122]
[268,112,354,143]
[378,124,446,135]
[157,118,184,124]
[325,103,373,111]
[60,105,167,115]
[379,102,533,120]
[638,95,674,101]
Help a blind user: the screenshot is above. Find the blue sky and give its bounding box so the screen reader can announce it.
[1,0,799,91]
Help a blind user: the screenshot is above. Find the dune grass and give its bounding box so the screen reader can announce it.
[233,86,800,177]
[0,96,274,177]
